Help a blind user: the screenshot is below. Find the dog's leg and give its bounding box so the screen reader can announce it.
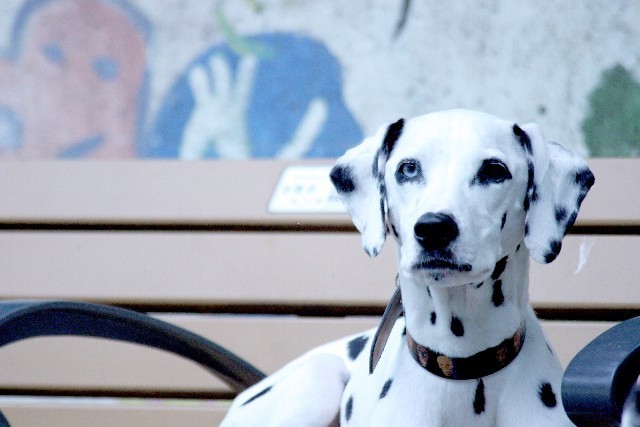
[221,331,374,426]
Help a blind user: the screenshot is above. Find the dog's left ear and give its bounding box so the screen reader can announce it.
[515,123,595,264]
[330,120,403,257]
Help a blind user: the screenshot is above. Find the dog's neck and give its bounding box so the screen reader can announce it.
[400,242,529,357]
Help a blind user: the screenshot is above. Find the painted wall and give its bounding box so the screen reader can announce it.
[0,0,638,159]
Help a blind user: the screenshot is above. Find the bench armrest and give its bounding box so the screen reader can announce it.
[562,316,640,426]
[0,301,265,392]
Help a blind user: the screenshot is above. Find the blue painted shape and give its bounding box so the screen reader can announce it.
[58,134,106,158]
[93,56,119,81]
[41,42,65,65]
[0,105,23,152]
[143,33,362,158]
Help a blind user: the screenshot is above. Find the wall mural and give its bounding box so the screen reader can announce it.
[582,64,640,157]
[0,0,150,159]
[0,0,638,159]
[146,33,362,159]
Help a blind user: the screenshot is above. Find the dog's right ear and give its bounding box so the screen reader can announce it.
[330,122,401,257]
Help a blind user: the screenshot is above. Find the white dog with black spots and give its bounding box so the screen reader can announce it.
[221,109,594,426]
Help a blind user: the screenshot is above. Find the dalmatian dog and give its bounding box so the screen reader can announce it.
[221,109,594,426]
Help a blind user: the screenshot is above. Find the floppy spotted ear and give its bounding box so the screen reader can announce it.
[330,120,404,257]
[514,123,595,264]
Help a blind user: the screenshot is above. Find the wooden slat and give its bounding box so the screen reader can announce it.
[0,159,638,227]
[577,159,640,227]
[530,235,640,309]
[0,160,345,228]
[0,315,379,394]
[1,232,638,309]
[0,231,395,306]
[0,399,230,427]
[541,321,617,371]
[0,315,614,395]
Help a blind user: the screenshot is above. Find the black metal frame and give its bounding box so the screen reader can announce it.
[0,301,266,426]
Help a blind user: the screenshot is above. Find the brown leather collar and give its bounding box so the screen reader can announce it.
[406,320,526,380]
[370,286,526,379]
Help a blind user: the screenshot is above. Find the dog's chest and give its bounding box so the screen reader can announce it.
[341,322,503,426]
[340,313,570,426]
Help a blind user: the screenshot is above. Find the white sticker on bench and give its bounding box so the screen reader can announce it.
[268,165,346,213]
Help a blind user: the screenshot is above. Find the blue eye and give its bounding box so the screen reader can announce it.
[396,159,423,184]
[400,162,418,177]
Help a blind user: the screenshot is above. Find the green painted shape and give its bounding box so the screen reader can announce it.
[582,64,640,157]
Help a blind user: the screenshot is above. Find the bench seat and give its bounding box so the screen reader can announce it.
[0,159,637,426]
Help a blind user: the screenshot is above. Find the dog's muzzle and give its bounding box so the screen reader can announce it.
[412,212,471,272]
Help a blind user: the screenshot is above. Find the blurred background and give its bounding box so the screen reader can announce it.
[0,0,638,160]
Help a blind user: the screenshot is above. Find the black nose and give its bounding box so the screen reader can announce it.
[414,212,459,250]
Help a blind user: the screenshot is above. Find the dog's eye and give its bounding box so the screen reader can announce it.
[400,162,419,177]
[474,158,512,185]
[396,159,423,183]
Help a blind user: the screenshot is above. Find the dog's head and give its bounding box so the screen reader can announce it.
[330,109,594,286]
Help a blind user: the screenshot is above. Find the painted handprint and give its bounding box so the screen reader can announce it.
[148,33,362,159]
[180,53,328,159]
[180,55,256,159]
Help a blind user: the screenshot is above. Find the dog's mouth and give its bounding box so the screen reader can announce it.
[412,256,472,272]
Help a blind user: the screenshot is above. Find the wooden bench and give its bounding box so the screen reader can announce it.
[0,159,637,426]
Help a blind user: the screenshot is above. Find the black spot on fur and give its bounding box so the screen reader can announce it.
[576,168,595,191]
[451,316,464,337]
[524,224,529,236]
[430,311,437,325]
[382,119,405,158]
[539,382,558,408]
[501,213,507,230]
[379,198,386,231]
[372,149,381,178]
[514,125,537,214]
[348,335,369,360]
[564,212,578,235]
[492,280,505,307]
[474,379,486,414]
[475,281,484,289]
[380,379,393,399]
[329,165,356,194]
[241,385,273,406]
[402,326,406,336]
[576,169,595,207]
[513,124,532,153]
[491,256,508,280]
[391,223,400,239]
[544,240,562,263]
[345,395,354,421]
[546,341,554,354]
[516,244,521,252]
[555,206,568,223]
[426,286,431,298]
[530,184,539,203]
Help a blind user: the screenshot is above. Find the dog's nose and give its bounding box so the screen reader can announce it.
[414,212,459,250]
